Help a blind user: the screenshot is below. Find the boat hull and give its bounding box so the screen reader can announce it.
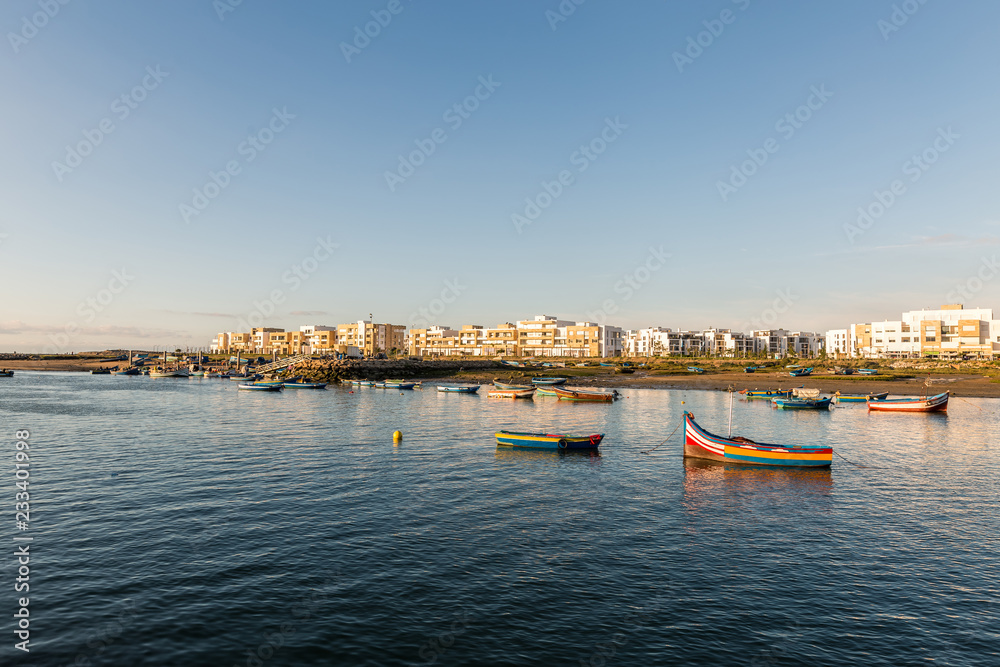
[835,391,888,403]
[238,384,283,391]
[437,385,480,393]
[283,382,328,389]
[531,377,567,385]
[867,392,948,412]
[683,412,832,467]
[771,397,833,410]
[742,390,792,399]
[487,389,535,399]
[493,380,534,390]
[553,387,618,402]
[495,431,603,450]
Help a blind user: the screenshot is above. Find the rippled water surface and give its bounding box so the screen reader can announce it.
[2,372,998,666]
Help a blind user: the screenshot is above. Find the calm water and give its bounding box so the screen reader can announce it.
[1,372,998,666]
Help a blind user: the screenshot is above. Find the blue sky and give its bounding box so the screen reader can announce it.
[2,0,999,352]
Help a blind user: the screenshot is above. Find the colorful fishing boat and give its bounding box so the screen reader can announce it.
[683,412,832,467]
[495,431,604,450]
[857,368,879,376]
[150,369,187,378]
[0,370,12,377]
[282,381,328,389]
[534,386,558,396]
[487,388,535,399]
[253,380,285,387]
[436,384,480,393]
[788,367,814,377]
[771,396,833,410]
[531,377,567,385]
[743,366,756,373]
[113,368,140,376]
[493,380,534,390]
[688,367,705,373]
[552,386,619,402]
[599,362,614,367]
[740,389,793,399]
[867,392,948,412]
[238,383,283,391]
[835,391,888,404]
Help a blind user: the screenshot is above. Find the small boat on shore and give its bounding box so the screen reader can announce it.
[437,384,480,393]
[487,388,535,399]
[238,383,283,392]
[688,367,705,373]
[835,391,888,404]
[858,368,879,376]
[743,366,756,373]
[531,377,567,385]
[867,392,948,412]
[599,362,614,367]
[789,368,814,377]
[495,431,604,450]
[552,386,619,402]
[683,411,832,467]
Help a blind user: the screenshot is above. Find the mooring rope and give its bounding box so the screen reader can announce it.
[641,421,683,455]
[833,450,875,468]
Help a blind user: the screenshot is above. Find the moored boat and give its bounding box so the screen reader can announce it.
[683,411,832,467]
[283,381,328,389]
[771,396,833,410]
[113,368,140,376]
[493,380,534,390]
[867,392,948,412]
[789,367,814,377]
[487,388,535,399]
[150,369,187,378]
[552,386,619,402]
[384,380,416,389]
[534,386,558,396]
[91,368,112,375]
[0,370,12,377]
[688,367,705,373]
[835,391,888,404]
[495,431,604,450]
[237,383,284,391]
[740,389,793,399]
[531,377,567,385]
[436,384,480,393]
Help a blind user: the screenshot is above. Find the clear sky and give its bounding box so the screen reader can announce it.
[2,0,999,352]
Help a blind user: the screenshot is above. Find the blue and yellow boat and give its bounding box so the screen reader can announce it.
[771,396,833,410]
[835,391,888,404]
[495,431,604,450]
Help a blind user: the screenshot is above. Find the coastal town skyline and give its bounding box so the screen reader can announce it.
[3,2,1000,351]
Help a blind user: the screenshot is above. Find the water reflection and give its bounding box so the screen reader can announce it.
[493,447,602,463]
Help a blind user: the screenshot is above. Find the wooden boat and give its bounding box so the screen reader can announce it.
[493,380,534,390]
[552,386,619,402]
[867,392,948,412]
[487,388,535,399]
[384,380,416,389]
[150,369,187,378]
[835,391,888,404]
[599,362,614,367]
[771,396,833,410]
[857,368,879,376]
[531,377,567,385]
[0,370,13,377]
[740,389,793,399]
[91,368,112,375]
[238,383,283,392]
[495,431,604,451]
[788,368,814,377]
[436,384,480,393]
[683,412,832,467]
[253,380,285,387]
[688,367,705,373]
[534,386,558,396]
[743,366,756,373]
[282,381,328,389]
[113,368,140,376]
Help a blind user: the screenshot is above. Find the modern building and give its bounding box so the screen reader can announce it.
[844,305,1000,359]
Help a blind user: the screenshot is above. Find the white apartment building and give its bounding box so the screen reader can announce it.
[825,329,849,357]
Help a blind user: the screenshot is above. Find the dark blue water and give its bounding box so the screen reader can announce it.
[1,372,997,666]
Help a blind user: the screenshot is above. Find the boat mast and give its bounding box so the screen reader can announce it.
[728,385,734,438]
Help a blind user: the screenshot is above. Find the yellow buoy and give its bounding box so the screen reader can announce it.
[393,430,402,444]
